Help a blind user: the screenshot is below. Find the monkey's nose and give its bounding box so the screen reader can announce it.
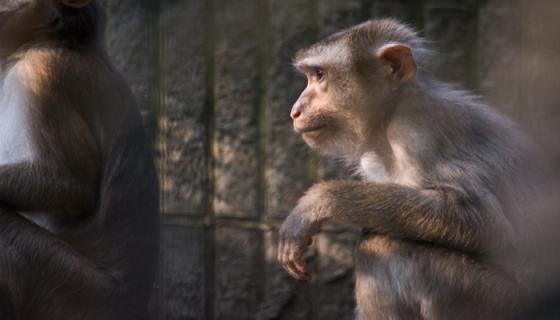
[291,110,302,120]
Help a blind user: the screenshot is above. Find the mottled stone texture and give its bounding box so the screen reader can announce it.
[257,230,312,320]
[213,0,260,218]
[162,226,206,320]
[101,1,516,319]
[159,0,208,216]
[265,0,315,220]
[315,232,358,320]
[215,227,261,320]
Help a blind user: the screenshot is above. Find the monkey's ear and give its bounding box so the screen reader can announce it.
[376,44,417,83]
[59,0,92,8]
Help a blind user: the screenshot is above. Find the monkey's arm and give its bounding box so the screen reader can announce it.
[292,180,510,251]
[0,88,101,217]
[0,206,127,319]
[0,161,97,217]
[279,180,512,279]
[0,129,158,318]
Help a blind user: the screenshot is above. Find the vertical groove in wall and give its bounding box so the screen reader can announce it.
[256,0,271,308]
[257,0,271,225]
[157,0,167,224]
[256,0,270,223]
[149,0,162,172]
[148,0,162,145]
[148,0,163,317]
[157,0,168,318]
[146,0,162,206]
[156,10,165,220]
[204,0,216,318]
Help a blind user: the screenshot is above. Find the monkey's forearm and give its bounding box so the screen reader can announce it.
[300,181,509,253]
[0,162,96,216]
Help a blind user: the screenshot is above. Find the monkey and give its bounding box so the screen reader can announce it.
[0,0,159,319]
[278,19,543,320]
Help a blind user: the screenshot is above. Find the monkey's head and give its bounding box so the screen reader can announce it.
[0,0,101,59]
[291,19,426,158]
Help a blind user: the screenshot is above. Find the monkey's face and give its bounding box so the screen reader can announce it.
[291,32,418,158]
[291,64,368,157]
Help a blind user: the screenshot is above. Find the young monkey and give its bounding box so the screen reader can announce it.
[279,19,540,319]
[0,1,158,319]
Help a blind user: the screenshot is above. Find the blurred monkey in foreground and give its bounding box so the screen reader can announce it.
[279,19,542,319]
[0,0,158,319]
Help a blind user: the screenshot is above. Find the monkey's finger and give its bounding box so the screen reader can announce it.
[289,247,310,277]
[280,241,295,270]
[281,241,291,260]
[287,260,310,281]
[280,250,304,280]
[278,238,292,265]
[284,261,306,280]
[288,244,312,280]
[281,243,301,276]
[285,251,308,281]
[292,256,310,278]
[277,240,285,264]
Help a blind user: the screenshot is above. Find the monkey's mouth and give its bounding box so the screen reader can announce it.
[295,124,327,134]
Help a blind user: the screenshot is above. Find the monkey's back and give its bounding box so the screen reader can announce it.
[355,79,540,319]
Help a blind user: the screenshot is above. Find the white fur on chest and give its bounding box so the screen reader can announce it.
[0,67,51,231]
[359,143,420,187]
[0,68,35,166]
[359,151,392,183]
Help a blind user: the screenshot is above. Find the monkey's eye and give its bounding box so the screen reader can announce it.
[312,68,326,82]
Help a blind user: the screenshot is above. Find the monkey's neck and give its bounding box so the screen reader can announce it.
[357,80,425,172]
[360,127,395,170]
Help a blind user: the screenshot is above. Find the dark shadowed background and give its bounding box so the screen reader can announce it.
[102,0,560,319]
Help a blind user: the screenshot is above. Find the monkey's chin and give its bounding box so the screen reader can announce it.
[303,133,358,158]
[301,131,329,150]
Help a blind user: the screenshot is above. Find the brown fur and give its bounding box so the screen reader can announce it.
[279,19,541,319]
[0,1,158,319]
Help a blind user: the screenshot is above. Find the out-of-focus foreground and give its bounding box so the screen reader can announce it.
[103,0,560,319]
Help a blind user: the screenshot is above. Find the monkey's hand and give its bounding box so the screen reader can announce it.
[278,188,327,281]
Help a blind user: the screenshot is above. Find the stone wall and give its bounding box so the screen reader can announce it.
[102,0,555,319]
